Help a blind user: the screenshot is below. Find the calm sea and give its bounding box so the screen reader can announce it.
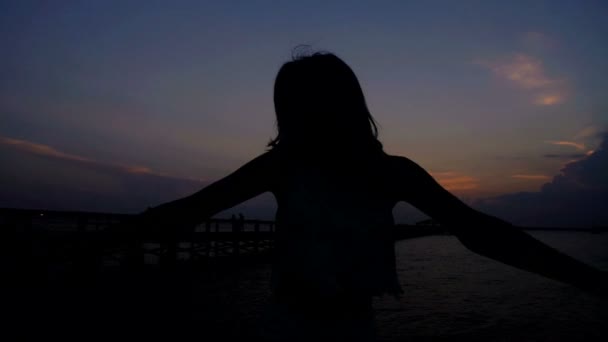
[182,231,608,341]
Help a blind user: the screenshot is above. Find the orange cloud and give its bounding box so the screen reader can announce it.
[574,125,602,140]
[0,135,203,182]
[124,166,154,175]
[0,136,92,163]
[476,53,568,106]
[431,171,478,191]
[534,94,564,106]
[480,53,557,89]
[545,140,585,150]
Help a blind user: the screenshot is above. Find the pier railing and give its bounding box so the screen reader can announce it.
[1,208,448,282]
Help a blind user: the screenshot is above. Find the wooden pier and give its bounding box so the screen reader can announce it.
[1,207,448,281]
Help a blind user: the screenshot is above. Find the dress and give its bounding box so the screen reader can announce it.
[258,150,401,340]
[271,152,402,297]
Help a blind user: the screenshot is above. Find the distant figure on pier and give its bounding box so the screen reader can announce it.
[137,51,607,340]
[238,213,245,232]
[231,213,245,232]
[230,214,239,233]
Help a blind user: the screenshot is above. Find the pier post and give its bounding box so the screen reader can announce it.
[254,222,260,253]
[205,220,211,258]
[214,221,220,256]
[232,216,239,257]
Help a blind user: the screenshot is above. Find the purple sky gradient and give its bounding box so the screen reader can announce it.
[1,1,607,225]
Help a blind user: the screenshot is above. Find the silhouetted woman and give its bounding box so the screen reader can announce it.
[138,52,607,341]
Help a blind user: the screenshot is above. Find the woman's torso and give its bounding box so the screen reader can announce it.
[267,150,403,302]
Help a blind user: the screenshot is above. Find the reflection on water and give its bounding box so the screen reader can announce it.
[375,231,608,340]
[187,232,608,341]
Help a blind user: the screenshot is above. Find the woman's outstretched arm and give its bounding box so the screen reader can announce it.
[391,156,607,296]
[135,151,275,229]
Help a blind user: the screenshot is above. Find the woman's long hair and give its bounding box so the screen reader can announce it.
[268,52,383,158]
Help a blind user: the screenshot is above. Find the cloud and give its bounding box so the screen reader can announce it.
[482,53,557,89]
[431,171,478,191]
[534,94,564,106]
[543,138,595,161]
[545,140,585,150]
[0,136,92,163]
[575,125,603,140]
[0,135,281,219]
[0,136,201,181]
[0,136,208,213]
[476,53,567,106]
[475,133,608,227]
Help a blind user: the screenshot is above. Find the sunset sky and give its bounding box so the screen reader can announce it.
[1,1,607,226]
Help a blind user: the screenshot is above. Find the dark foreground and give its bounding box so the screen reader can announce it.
[2,208,607,341]
[4,233,608,341]
[4,263,273,341]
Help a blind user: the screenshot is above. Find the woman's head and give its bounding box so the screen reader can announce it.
[269,52,382,155]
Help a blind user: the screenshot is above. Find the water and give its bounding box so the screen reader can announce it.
[375,231,608,340]
[185,231,608,341]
